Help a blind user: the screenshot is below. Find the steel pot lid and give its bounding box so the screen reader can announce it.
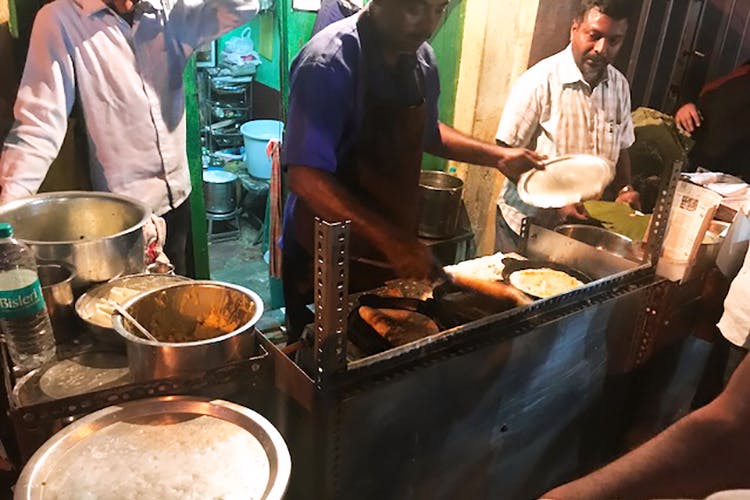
[517,154,613,208]
[15,396,291,500]
[203,168,239,184]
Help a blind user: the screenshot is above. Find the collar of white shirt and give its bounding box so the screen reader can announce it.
[559,43,610,89]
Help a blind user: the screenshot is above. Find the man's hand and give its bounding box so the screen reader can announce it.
[557,202,590,223]
[615,188,641,211]
[383,238,441,281]
[496,148,545,183]
[675,103,701,135]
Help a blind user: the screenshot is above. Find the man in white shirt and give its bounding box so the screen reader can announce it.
[0,0,260,273]
[494,0,640,252]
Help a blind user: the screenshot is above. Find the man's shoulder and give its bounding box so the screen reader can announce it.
[294,15,361,74]
[516,49,568,86]
[607,64,632,91]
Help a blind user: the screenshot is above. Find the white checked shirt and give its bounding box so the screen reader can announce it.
[496,45,635,233]
[0,0,258,215]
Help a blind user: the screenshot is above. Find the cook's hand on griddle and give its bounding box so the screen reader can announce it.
[557,202,590,222]
[497,148,545,183]
[385,240,442,282]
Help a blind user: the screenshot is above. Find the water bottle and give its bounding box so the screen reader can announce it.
[0,223,56,371]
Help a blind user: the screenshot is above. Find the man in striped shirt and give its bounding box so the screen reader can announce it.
[494,0,640,252]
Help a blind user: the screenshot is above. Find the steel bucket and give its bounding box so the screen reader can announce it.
[203,169,238,214]
[0,191,151,289]
[417,171,464,239]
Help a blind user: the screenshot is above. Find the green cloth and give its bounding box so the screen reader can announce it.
[584,200,651,241]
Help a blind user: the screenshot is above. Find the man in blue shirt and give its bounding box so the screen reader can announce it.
[281,0,542,342]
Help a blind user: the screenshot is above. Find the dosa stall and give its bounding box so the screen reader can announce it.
[0,162,730,499]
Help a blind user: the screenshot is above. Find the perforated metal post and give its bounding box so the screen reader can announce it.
[646,158,683,265]
[312,218,350,389]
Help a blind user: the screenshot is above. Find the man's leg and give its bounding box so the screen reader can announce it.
[281,241,314,344]
[162,200,192,276]
[494,208,521,254]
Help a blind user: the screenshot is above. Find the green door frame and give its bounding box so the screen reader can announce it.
[183,59,211,279]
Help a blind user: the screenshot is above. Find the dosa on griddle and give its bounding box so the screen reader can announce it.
[508,268,583,298]
[358,306,439,346]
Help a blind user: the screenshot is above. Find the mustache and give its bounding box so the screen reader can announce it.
[586,55,608,65]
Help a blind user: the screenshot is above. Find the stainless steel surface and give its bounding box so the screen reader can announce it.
[279,265,660,500]
[0,191,151,287]
[112,281,263,381]
[526,224,641,279]
[75,273,192,349]
[12,351,130,406]
[417,170,464,239]
[203,170,238,214]
[15,396,291,500]
[37,262,76,343]
[313,219,349,388]
[555,224,644,262]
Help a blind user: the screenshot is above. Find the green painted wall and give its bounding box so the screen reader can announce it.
[422,0,466,171]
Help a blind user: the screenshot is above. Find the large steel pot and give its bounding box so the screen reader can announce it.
[0,191,151,288]
[203,169,238,214]
[112,281,263,381]
[417,171,464,239]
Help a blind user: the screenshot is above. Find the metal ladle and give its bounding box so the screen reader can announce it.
[109,300,159,342]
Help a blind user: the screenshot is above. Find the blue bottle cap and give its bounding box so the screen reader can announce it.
[0,223,12,238]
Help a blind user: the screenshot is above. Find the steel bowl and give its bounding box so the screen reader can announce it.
[0,191,151,288]
[112,281,264,381]
[555,224,644,262]
[75,273,192,350]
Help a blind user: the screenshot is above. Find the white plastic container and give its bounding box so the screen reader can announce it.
[240,120,284,179]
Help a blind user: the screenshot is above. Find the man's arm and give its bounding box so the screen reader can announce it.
[610,148,641,208]
[170,0,260,51]
[0,5,75,203]
[545,350,750,499]
[426,123,543,183]
[287,165,438,280]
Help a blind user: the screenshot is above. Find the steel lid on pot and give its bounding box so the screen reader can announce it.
[14,396,291,500]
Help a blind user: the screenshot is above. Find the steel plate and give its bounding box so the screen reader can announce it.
[517,154,613,208]
[15,396,291,500]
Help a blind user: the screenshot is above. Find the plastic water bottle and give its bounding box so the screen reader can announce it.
[0,223,56,371]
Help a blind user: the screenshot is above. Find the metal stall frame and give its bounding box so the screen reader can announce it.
[264,160,699,499]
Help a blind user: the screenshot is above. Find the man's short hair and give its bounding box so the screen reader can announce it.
[576,0,632,22]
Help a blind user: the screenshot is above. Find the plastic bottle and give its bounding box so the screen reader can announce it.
[0,223,56,371]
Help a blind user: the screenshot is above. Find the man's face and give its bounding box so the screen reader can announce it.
[372,0,449,54]
[570,7,628,85]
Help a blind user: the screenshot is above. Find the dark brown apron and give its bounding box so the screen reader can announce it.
[283,89,427,341]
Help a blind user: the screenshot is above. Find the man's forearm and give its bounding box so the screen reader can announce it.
[611,148,633,193]
[546,407,749,499]
[287,165,409,254]
[546,355,750,499]
[426,122,504,168]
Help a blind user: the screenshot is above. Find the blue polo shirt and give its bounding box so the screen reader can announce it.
[281,10,441,245]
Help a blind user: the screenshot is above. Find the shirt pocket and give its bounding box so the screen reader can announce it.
[597,107,621,166]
